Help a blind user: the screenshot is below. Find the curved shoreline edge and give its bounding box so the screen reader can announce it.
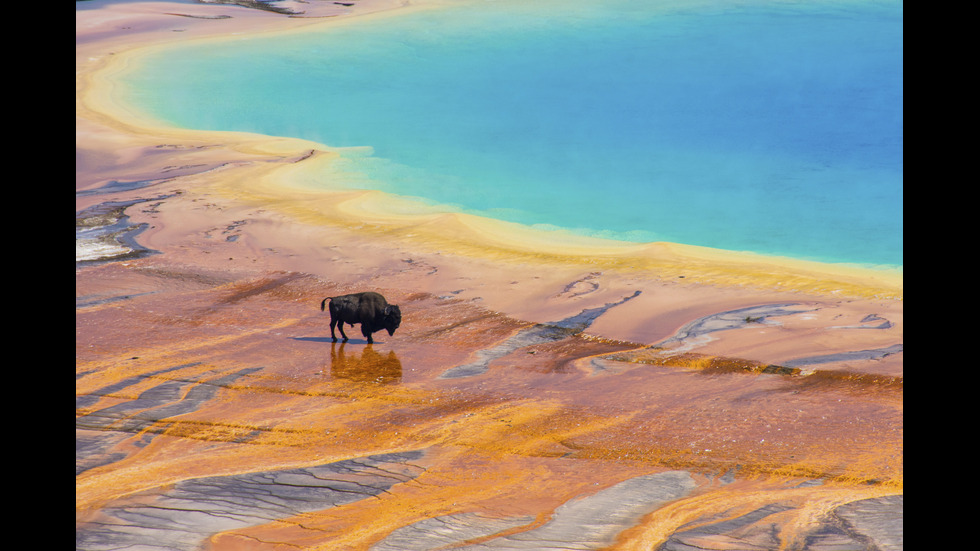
[76,0,901,302]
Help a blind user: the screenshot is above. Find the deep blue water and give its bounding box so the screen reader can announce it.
[121,0,903,267]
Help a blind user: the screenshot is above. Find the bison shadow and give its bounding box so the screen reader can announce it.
[291,336,376,345]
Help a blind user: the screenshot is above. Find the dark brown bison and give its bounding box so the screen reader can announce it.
[320,292,401,344]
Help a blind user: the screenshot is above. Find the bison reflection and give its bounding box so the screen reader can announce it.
[330,342,402,384]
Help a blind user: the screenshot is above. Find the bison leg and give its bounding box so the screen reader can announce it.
[330,318,350,343]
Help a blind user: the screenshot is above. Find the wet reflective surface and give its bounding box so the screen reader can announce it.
[77,258,901,550]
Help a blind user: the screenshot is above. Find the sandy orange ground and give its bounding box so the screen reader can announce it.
[77,2,902,549]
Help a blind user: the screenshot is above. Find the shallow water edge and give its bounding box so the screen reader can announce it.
[92,0,902,292]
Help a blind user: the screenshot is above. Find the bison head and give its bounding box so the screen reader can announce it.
[383,304,402,336]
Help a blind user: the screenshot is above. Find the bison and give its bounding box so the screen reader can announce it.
[320,292,402,344]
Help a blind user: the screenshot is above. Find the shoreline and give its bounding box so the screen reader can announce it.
[77,0,901,304]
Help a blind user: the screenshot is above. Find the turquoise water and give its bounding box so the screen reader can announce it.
[122,0,903,267]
